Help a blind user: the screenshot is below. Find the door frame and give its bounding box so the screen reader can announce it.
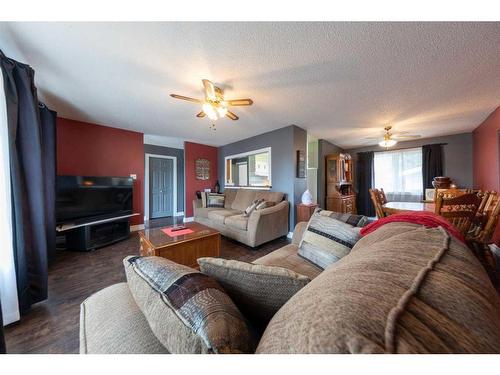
[144,153,177,221]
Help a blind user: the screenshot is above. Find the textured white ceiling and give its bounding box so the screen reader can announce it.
[0,22,499,148]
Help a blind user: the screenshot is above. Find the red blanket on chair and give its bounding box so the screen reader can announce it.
[360,211,466,243]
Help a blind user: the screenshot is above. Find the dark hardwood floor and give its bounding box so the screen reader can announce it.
[4,218,289,354]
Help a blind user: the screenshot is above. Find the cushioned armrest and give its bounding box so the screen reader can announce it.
[193,199,202,216]
[247,201,289,247]
[292,222,308,245]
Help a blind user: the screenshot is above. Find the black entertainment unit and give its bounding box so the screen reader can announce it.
[56,175,136,251]
[65,217,131,251]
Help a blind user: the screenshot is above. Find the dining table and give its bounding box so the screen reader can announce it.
[382,201,436,215]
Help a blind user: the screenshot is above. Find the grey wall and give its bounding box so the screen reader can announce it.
[346,132,474,190]
[218,125,308,231]
[317,139,344,208]
[144,144,185,213]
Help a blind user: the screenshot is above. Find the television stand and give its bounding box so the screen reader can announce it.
[64,217,131,251]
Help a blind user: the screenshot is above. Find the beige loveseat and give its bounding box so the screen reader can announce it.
[193,188,289,247]
[80,221,500,353]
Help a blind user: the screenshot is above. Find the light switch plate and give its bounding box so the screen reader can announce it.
[130,174,137,180]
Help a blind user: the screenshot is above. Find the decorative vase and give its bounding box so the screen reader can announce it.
[301,190,313,205]
[214,180,221,194]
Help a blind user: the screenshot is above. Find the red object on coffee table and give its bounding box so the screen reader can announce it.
[161,227,194,237]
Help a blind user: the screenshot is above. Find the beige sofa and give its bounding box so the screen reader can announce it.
[193,188,289,247]
[80,221,500,353]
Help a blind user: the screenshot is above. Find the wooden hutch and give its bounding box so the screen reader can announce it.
[325,153,356,214]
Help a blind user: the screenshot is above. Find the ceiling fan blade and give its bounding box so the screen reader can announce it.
[202,79,216,100]
[196,111,206,118]
[170,94,202,103]
[227,98,253,106]
[226,111,239,121]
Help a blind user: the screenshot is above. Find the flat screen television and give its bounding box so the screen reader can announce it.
[56,176,133,225]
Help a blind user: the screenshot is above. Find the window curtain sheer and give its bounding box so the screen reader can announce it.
[0,50,56,321]
[422,144,444,195]
[374,148,423,202]
[356,151,375,216]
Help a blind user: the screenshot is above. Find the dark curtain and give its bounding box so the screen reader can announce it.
[39,104,57,260]
[0,300,6,354]
[422,144,444,195]
[356,151,375,217]
[1,50,56,313]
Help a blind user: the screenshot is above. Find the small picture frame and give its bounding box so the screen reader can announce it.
[296,150,306,178]
[195,159,210,180]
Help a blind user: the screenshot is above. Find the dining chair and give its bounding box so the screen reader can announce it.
[369,188,386,219]
[433,188,467,201]
[435,192,484,236]
[467,195,500,272]
[378,188,388,205]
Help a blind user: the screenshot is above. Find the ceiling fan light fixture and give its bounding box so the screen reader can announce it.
[379,139,397,148]
[202,103,218,120]
[217,106,228,118]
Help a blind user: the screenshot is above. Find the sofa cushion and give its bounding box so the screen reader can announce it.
[207,209,241,225]
[198,257,310,325]
[256,224,500,353]
[298,213,361,269]
[195,207,224,219]
[255,191,284,203]
[231,189,257,211]
[253,244,322,280]
[80,283,168,354]
[124,256,256,354]
[224,189,238,209]
[225,214,249,231]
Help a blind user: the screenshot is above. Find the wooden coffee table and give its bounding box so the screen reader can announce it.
[138,222,221,269]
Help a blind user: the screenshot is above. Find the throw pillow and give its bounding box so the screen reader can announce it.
[298,213,361,269]
[243,199,264,217]
[123,256,256,353]
[255,200,276,210]
[206,193,225,208]
[198,257,310,325]
[200,192,208,208]
[315,208,370,227]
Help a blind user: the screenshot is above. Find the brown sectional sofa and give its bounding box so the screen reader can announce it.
[193,188,289,247]
[80,221,500,353]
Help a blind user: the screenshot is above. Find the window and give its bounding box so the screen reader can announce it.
[374,147,423,202]
[225,147,271,189]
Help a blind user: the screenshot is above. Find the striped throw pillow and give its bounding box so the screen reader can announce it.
[298,213,361,269]
[243,199,264,217]
[124,256,256,353]
[315,209,370,227]
[206,193,225,208]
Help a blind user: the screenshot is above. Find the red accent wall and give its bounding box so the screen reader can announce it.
[57,118,144,225]
[184,141,218,217]
[473,106,500,243]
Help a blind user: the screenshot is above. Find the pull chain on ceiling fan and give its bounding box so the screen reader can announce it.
[170,79,253,129]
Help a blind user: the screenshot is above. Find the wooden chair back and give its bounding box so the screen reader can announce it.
[369,188,385,219]
[378,188,388,205]
[469,193,500,244]
[435,192,483,236]
[434,188,468,201]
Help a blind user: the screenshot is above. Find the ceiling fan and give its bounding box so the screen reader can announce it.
[365,126,421,148]
[170,79,253,127]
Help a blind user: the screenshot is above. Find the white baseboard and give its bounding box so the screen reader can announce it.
[175,211,184,217]
[183,217,194,223]
[130,224,145,232]
[287,232,293,239]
